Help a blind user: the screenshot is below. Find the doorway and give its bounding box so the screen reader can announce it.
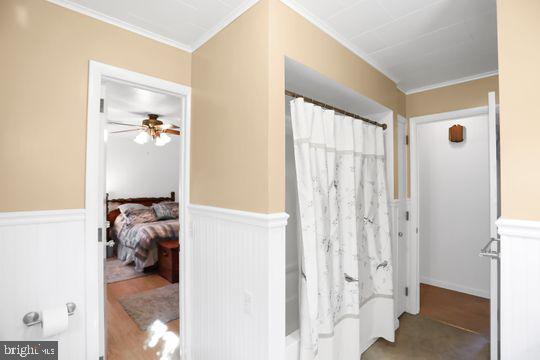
[84,61,191,360]
[409,93,499,359]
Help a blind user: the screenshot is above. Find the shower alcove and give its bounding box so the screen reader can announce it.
[284,58,406,359]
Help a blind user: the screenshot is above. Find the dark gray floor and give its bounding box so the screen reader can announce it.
[363,314,489,360]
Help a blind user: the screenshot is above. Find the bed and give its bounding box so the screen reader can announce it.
[107,192,179,272]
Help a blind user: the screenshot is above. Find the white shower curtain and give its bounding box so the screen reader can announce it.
[290,98,395,360]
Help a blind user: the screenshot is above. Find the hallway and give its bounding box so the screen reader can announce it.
[364,284,490,359]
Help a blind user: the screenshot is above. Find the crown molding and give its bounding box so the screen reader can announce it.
[191,0,261,51]
[47,0,193,52]
[47,0,261,54]
[279,0,398,84]
[401,70,499,95]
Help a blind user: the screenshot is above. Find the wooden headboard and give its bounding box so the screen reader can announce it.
[106,191,175,237]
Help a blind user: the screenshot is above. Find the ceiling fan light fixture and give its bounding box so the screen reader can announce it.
[155,133,171,146]
[134,131,149,144]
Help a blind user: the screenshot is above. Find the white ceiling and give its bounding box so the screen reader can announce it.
[284,0,498,92]
[51,0,498,93]
[104,79,183,135]
[48,0,259,51]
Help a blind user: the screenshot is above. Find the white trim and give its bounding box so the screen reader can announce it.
[420,277,490,299]
[0,209,85,226]
[279,0,398,84]
[402,70,499,95]
[85,60,192,360]
[46,0,192,52]
[191,0,261,51]
[487,91,499,360]
[46,0,261,54]
[409,104,492,315]
[188,204,289,228]
[496,218,540,239]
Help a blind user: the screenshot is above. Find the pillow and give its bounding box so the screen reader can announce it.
[107,201,123,213]
[123,207,158,225]
[118,203,147,215]
[152,202,179,220]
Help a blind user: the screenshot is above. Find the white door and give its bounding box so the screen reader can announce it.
[396,117,408,317]
[479,91,500,360]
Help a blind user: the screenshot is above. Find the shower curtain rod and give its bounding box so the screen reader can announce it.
[285,90,387,130]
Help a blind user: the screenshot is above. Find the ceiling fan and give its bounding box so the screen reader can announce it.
[108,114,180,146]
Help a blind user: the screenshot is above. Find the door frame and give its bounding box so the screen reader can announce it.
[84,60,192,359]
[396,114,408,318]
[408,105,492,314]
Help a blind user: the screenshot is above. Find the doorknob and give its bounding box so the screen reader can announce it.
[479,238,500,259]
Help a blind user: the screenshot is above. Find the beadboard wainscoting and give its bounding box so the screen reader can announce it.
[188,204,288,360]
[497,218,540,360]
[0,210,86,360]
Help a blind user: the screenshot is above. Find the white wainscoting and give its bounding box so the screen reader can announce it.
[0,210,86,360]
[188,204,288,360]
[497,218,540,360]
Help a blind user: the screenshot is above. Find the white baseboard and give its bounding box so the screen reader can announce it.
[420,276,490,299]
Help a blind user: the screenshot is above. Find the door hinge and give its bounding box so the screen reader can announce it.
[405,135,409,145]
[98,228,103,243]
[405,211,410,221]
[99,356,104,360]
[99,98,105,113]
[405,287,409,296]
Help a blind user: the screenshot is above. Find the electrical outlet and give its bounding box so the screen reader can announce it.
[243,291,253,315]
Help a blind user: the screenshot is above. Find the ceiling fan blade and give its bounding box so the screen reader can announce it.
[107,121,143,128]
[109,129,140,134]
[125,111,150,116]
[161,123,180,129]
[163,129,181,136]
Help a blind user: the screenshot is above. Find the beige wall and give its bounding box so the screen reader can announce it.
[268,0,405,212]
[406,75,499,118]
[0,0,191,212]
[191,1,270,213]
[191,0,406,214]
[5,0,505,216]
[497,0,540,221]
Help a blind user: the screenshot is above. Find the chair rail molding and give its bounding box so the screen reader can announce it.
[187,204,288,360]
[496,218,540,239]
[0,209,85,226]
[496,217,540,360]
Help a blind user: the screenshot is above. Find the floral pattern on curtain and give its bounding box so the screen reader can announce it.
[290,98,394,360]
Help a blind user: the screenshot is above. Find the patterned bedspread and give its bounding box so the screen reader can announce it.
[114,216,179,263]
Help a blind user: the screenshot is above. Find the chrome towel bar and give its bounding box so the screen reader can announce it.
[479,238,500,259]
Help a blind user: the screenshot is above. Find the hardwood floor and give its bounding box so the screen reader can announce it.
[420,283,490,337]
[107,274,179,360]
